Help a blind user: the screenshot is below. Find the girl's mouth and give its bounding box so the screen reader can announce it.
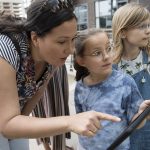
[102,63,111,67]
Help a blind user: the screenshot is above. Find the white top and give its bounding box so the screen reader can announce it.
[118,50,150,75]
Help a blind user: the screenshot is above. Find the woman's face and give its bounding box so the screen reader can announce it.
[32,18,77,67]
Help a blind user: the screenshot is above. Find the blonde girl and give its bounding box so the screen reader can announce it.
[112,3,150,150]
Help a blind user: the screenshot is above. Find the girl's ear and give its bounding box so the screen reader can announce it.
[76,56,85,67]
[31,31,40,47]
[120,30,127,39]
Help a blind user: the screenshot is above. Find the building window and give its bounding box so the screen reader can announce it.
[3,3,9,5]
[95,0,114,29]
[75,4,88,31]
[3,6,10,9]
[117,0,128,7]
[95,0,127,29]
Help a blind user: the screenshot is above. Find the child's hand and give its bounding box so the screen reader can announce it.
[138,100,150,120]
[131,100,150,129]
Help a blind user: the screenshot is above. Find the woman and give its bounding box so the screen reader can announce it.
[0,0,120,149]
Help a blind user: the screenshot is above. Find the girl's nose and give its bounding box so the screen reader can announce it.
[145,26,150,34]
[102,51,109,60]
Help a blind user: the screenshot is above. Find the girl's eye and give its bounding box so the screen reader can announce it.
[139,25,145,29]
[92,51,101,56]
[72,36,78,41]
[107,46,112,52]
[138,24,150,30]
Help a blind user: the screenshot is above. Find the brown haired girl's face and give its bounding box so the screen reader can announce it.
[32,18,77,67]
[80,32,114,76]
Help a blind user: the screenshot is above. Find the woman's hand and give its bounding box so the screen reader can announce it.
[66,110,121,137]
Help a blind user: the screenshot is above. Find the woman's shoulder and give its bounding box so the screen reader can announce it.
[0,33,21,70]
[0,32,27,50]
[0,33,14,44]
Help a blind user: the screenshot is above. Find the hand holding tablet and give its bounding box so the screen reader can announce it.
[107,106,150,150]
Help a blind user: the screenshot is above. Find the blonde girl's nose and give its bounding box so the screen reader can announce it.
[145,25,150,33]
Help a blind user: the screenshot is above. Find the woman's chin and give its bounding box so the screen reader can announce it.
[48,61,65,67]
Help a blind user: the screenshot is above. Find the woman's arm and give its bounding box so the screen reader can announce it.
[0,58,120,139]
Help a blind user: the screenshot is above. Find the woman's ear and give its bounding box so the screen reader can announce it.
[76,56,85,67]
[30,31,39,47]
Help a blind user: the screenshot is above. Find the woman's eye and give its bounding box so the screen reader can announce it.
[58,41,66,44]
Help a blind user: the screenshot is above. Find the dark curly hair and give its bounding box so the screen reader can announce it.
[0,0,76,38]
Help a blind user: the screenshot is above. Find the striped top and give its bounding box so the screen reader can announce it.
[0,33,20,70]
[0,32,55,110]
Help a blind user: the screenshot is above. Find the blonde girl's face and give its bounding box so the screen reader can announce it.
[80,33,114,76]
[31,18,77,67]
[123,19,150,47]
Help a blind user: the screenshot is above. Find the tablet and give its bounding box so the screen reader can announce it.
[107,106,150,150]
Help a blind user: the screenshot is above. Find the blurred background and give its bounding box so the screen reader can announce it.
[0,0,149,72]
[0,0,149,149]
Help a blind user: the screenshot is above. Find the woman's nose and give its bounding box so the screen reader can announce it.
[64,42,75,55]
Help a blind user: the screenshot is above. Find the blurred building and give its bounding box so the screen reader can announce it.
[129,0,150,10]
[0,0,26,17]
[24,0,31,9]
[23,0,31,17]
[74,0,150,31]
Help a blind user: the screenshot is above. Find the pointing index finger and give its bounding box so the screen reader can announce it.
[96,112,121,122]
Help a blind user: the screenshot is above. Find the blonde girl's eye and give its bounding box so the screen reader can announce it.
[138,24,150,30]
[139,25,146,30]
[106,46,112,53]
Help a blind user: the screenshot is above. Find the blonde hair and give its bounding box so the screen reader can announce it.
[112,3,150,63]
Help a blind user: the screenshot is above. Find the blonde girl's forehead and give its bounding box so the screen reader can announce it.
[112,4,150,32]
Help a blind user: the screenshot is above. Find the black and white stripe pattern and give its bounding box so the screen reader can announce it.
[0,34,20,70]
